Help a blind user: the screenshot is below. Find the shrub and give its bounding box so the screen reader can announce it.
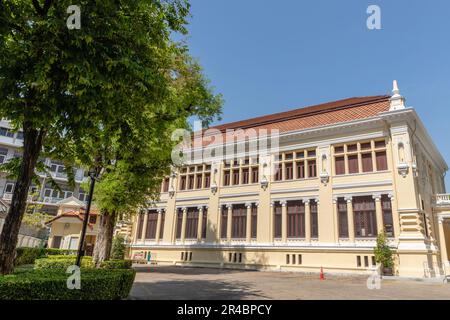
[100,259,132,270]
[34,256,94,270]
[15,247,46,266]
[0,269,136,300]
[374,232,394,269]
[15,248,78,266]
[111,235,126,260]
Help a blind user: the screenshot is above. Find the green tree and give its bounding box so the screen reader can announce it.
[374,232,394,270]
[110,235,126,260]
[0,0,220,274]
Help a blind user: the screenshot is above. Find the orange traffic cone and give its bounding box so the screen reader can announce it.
[320,266,325,280]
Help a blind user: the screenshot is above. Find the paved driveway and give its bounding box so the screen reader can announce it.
[129,265,450,300]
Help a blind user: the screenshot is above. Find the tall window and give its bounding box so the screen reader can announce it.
[242,168,249,184]
[180,176,187,190]
[382,195,394,237]
[335,156,345,175]
[353,196,377,237]
[185,208,199,239]
[187,175,195,190]
[274,203,282,238]
[296,161,305,179]
[221,206,228,239]
[338,198,349,238]
[310,200,318,238]
[251,205,257,239]
[348,155,359,174]
[361,153,373,172]
[176,209,183,239]
[201,209,208,239]
[223,170,231,186]
[137,213,145,239]
[274,164,283,181]
[204,173,211,188]
[231,205,247,239]
[232,170,240,185]
[376,151,388,171]
[287,201,305,238]
[251,167,259,183]
[0,148,8,164]
[285,162,293,180]
[145,211,158,239]
[159,213,165,239]
[162,178,170,193]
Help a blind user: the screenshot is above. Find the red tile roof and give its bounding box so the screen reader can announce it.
[45,210,96,229]
[193,95,390,148]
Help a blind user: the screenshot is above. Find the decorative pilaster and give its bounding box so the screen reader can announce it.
[180,207,187,243]
[373,194,383,234]
[245,203,252,243]
[281,200,287,242]
[438,217,449,268]
[332,197,339,242]
[345,196,355,242]
[197,206,204,242]
[226,204,233,242]
[155,209,163,243]
[270,201,275,243]
[141,211,148,241]
[304,199,311,242]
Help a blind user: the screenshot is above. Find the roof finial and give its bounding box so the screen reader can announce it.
[389,79,405,111]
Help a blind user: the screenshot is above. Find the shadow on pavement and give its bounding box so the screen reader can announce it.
[129,279,269,300]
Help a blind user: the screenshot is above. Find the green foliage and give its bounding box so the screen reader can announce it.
[0,269,136,300]
[111,235,126,260]
[374,232,394,269]
[21,212,53,228]
[34,256,94,269]
[14,248,78,266]
[15,247,46,266]
[100,259,132,270]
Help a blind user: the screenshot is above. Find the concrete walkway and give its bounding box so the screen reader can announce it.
[129,265,450,300]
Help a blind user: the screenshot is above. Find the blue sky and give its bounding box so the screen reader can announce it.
[184,0,450,189]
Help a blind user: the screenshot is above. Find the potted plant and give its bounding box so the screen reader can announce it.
[374,232,394,276]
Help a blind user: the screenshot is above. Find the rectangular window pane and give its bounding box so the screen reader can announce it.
[231,205,246,239]
[338,199,349,238]
[251,167,259,183]
[376,151,388,171]
[348,155,359,174]
[335,156,345,175]
[285,162,293,180]
[361,153,373,172]
[251,206,257,239]
[274,204,282,238]
[308,160,317,177]
[223,171,230,186]
[232,170,240,185]
[221,207,228,239]
[242,168,249,184]
[287,201,305,238]
[310,201,318,238]
[296,161,305,179]
[204,173,210,188]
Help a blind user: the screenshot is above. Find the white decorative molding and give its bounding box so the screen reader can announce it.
[333,180,392,190]
[319,172,329,185]
[219,192,259,199]
[271,187,319,194]
[397,163,409,178]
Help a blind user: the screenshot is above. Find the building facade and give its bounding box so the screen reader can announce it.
[129,81,449,278]
[45,197,99,256]
[0,119,88,216]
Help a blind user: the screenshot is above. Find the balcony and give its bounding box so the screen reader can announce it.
[435,194,450,207]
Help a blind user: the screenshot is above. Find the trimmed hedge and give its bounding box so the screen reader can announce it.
[34,256,94,270]
[15,248,78,266]
[0,269,136,300]
[100,259,132,270]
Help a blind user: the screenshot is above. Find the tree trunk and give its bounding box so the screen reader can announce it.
[0,124,45,274]
[93,210,117,267]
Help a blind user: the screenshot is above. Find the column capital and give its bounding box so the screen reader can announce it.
[280,200,287,206]
[345,196,353,203]
[182,207,187,212]
[270,201,275,207]
[197,206,204,211]
[245,202,253,209]
[314,197,320,205]
[438,216,444,224]
[226,203,233,209]
[372,193,382,201]
[303,199,310,205]
[332,197,338,204]
[388,193,394,200]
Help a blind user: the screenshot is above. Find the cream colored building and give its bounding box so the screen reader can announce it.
[46,197,100,256]
[130,81,449,278]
